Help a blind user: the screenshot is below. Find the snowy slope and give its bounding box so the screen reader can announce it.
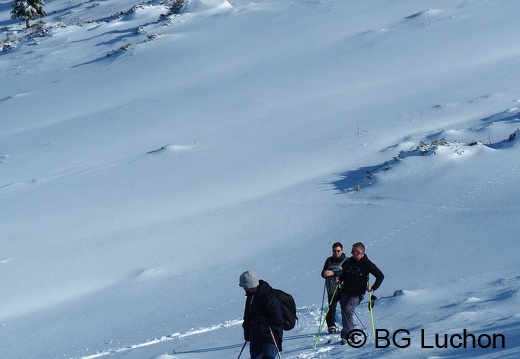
[1,0,519,358]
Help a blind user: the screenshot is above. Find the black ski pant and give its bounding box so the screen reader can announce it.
[326,291,341,328]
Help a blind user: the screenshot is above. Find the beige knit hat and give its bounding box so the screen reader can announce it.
[239,270,260,289]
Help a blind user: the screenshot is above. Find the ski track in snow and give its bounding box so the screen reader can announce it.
[74,320,242,359]
[72,308,329,358]
[0,142,197,198]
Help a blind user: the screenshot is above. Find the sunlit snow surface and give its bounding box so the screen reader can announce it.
[1,0,519,358]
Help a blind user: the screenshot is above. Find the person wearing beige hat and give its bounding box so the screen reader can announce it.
[239,270,283,359]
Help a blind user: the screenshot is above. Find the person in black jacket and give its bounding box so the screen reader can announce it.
[321,242,347,333]
[240,270,283,359]
[336,242,384,344]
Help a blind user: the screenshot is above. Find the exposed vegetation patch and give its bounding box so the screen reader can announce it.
[331,128,520,193]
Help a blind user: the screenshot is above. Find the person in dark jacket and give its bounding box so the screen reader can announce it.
[240,270,283,359]
[321,242,347,333]
[336,242,384,344]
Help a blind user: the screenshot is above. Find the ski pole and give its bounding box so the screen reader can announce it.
[318,281,326,330]
[354,310,366,330]
[313,284,338,349]
[237,340,247,359]
[368,278,376,338]
[269,327,282,359]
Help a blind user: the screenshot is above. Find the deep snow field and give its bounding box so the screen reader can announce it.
[1,0,519,358]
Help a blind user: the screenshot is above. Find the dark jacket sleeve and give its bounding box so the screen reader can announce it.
[257,294,283,328]
[367,260,384,291]
[321,258,330,277]
[248,290,284,347]
[242,296,251,341]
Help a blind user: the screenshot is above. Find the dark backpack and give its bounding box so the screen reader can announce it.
[269,289,297,331]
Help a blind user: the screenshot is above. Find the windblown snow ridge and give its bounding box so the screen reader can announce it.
[330,110,520,193]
